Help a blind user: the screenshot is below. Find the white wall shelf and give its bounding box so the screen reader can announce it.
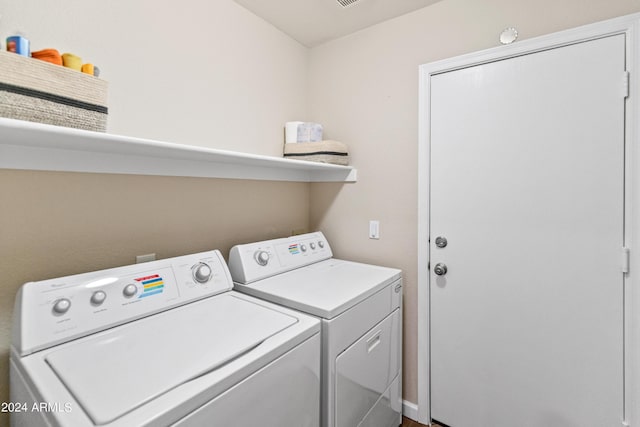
[0,118,357,182]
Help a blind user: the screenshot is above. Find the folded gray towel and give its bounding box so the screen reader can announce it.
[283,140,350,166]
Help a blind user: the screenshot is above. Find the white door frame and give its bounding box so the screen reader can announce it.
[417,13,640,426]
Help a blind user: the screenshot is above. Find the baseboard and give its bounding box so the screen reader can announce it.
[402,400,419,422]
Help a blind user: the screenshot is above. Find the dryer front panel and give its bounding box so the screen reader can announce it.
[334,309,400,427]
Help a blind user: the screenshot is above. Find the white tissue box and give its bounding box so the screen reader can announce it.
[285,121,323,143]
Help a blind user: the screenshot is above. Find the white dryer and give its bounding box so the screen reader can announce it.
[10,250,320,427]
[229,232,402,427]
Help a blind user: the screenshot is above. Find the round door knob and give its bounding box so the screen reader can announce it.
[52,298,71,314]
[254,250,270,266]
[192,262,212,283]
[434,263,448,276]
[90,291,107,306]
[123,284,138,298]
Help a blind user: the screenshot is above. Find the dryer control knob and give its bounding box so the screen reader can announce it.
[90,291,107,306]
[254,250,270,266]
[192,262,212,283]
[123,284,138,298]
[52,298,71,315]
[310,242,316,250]
[300,244,307,252]
[318,241,325,248]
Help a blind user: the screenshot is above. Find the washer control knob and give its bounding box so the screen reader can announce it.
[310,242,316,250]
[254,250,270,266]
[300,244,307,252]
[318,241,325,248]
[52,298,71,315]
[192,262,212,283]
[90,291,107,306]
[123,284,138,298]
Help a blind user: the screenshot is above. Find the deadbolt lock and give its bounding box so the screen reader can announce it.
[435,236,448,248]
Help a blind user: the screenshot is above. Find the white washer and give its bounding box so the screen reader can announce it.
[10,250,320,427]
[229,232,402,427]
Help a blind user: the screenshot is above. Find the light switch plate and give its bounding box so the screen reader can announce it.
[369,220,380,239]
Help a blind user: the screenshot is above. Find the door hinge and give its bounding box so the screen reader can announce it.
[623,71,630,98]
[621,420,630,427]
[622,247,630,274]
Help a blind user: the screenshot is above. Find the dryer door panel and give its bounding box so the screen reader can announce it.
[335,309,400,427]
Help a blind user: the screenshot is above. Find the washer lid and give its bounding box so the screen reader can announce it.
[235,259,401,319]
[45,294,297,425]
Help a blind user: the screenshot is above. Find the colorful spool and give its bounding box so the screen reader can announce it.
[81,63,94,75]
[31,49,63,65]
[61,53,82,71]
[6,36,30,56]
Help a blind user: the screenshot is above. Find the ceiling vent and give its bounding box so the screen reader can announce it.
[336,0,362,8]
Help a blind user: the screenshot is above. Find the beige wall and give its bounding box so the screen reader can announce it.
[308,0,640,406]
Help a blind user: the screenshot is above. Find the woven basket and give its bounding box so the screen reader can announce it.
[0,50,108,132]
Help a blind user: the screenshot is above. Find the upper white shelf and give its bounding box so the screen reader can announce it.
[0,118,357,182]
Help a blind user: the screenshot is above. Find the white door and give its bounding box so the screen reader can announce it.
[430,35,625,427]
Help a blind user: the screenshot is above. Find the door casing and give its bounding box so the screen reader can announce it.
[417,12,640,426]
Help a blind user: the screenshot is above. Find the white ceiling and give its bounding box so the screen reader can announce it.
[233,0,444,47]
